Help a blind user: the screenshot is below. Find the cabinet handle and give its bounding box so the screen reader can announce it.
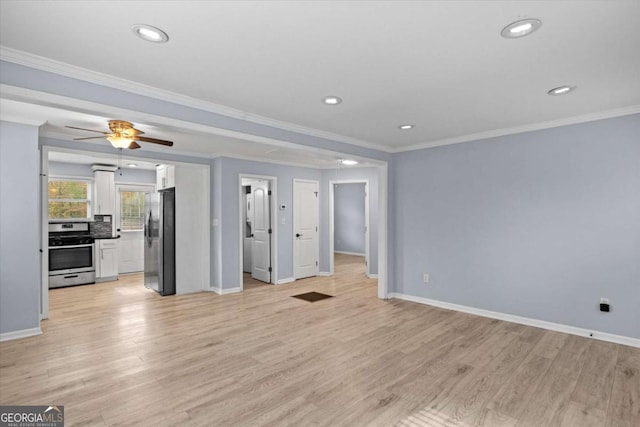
[101,249,104,260]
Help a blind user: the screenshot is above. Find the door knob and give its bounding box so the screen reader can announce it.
[296,233,302,238]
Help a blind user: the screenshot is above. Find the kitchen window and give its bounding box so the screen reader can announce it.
[120,191,146,231]
[48,178,92,219]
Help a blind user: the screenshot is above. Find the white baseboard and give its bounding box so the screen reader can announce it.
[334,251,365,256]
[276,277,295,285]
[389,293,640,348]
[367,273,378,279]
[210,286,242,295]
[0,327,42,342]
[317,271,332,277]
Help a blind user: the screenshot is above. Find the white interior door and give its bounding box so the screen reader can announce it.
[294,180,319,279]
[116,185,153,274]
[118,231,143,273]
[251,181,271,283]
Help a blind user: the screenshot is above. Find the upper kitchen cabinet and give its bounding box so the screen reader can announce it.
[93,166,116,215]
[157,164,175,190]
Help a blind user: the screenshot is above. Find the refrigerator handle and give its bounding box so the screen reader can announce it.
[146,210,153,247]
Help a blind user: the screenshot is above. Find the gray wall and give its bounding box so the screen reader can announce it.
[334,183,366,255]
[0,121,41,335]
[392,114,640,338]
[215,157,322,288]
[321,167,380,274]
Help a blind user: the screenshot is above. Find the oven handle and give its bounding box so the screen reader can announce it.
[48,244,94,249]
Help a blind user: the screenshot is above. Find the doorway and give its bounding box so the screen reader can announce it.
[329,180,370,278]
[239,175,277,290]
[115,184,155,274]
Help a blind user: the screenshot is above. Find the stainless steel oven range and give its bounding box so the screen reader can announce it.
[48,222,96,288]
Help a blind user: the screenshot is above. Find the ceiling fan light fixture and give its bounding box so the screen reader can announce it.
[132,24,169,43]
[106,134,134,149]
[501,19,542,38]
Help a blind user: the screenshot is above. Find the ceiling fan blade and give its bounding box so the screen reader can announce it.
[137,136,173,147]
[128,141,141,150]
[73,136,107,141]
[65,126,108,134]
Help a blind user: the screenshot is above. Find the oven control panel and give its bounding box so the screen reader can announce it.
[49,236,94,246]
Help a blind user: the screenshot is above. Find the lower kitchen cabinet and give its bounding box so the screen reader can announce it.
[95,239,118,281]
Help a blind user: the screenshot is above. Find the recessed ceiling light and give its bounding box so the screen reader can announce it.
[127,163,137,168]
[132,24,169,43]
[340,159,359,166]
[398,124,415,130]
[547,85,576,96]
[501,19,542,38]
[323,96,342,105]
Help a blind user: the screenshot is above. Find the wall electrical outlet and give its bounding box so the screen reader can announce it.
[423,273,430,283]
[600,297,609,304]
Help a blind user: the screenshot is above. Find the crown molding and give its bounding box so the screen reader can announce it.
[398,104,640,153]
[215,151,336,169]
[4,46,637,156]
[0,46,392,153]
[0,112,46,127]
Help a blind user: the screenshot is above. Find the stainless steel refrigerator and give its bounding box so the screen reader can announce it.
[144,188,176,296]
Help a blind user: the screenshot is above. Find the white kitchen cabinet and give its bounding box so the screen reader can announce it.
[94,170,115,215]
[95,239,118,281]
[156,164,175,190]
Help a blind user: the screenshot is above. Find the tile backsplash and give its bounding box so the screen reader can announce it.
[92,214,113,237]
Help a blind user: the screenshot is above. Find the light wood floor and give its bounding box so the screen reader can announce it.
[1,254,638,426]
[243,272,270,290]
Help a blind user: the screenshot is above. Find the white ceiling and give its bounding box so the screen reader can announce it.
[1,1,639,155]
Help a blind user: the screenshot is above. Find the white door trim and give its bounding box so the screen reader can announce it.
[40,146,49,321]
[377,163,388,299]
[238,174,278,289]
[329,180,370,276]
[293,178,320,280]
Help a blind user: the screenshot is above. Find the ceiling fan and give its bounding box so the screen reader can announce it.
[65,120,173,150]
